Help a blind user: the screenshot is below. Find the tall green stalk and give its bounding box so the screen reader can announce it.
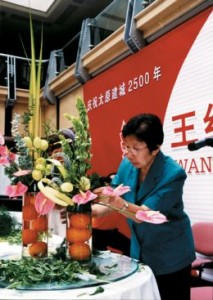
[28,15,43,142]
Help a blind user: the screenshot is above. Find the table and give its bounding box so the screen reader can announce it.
[0,244,160,300]
[0,212,161,299]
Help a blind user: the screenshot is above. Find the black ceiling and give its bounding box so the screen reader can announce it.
[0,0,113,63]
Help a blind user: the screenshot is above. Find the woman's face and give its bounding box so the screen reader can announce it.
[123,135,159,170]
[51,147,64,163]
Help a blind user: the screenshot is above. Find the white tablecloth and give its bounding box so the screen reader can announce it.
[0,242,161,300]
[1,212,161,299]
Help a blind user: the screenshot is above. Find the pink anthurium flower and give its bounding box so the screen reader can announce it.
[102,184,130,197]
[35,192,55,215]
[0,146,7,156]
[0,132,4,145]
[14,169,32,177]
[72,190,97,205]
[0,146,9,165]
[8,152,16,162]
[0,156,10,165]
[135,210,168,224]
[0,146,16,165]
[5,182,28,198]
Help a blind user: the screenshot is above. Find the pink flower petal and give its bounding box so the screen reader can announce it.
[14,170,32,177]
[101,186,115,196]
[35,192,55,215]
[114,185,131,196]
[72,190,97,205]
[0,146,15,165]
[0,146,7,156]
[8,152,16,162]
[135,210,168,224]
[102,185,130,197]
[0,156,10,165]
[5,182,28,198]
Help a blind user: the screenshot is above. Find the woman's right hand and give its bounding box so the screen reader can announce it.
[92,187,110,204]
[92,203,112,217]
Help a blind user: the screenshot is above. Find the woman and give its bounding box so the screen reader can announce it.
[93,113,195,300]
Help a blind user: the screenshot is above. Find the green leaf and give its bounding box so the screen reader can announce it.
[90,286,104,295]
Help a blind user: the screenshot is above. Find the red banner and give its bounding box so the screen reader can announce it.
[83,8,212,176]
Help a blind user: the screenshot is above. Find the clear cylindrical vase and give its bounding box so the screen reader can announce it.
[66,203,92,262]
[22,192,48,257]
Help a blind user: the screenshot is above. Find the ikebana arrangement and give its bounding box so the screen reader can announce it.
[0,15,96,261]
[0,97,97,260]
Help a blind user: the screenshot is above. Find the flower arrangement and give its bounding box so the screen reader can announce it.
[0,97,97,212]
[0,13,97,211]
[34,97,98,215]
[0,16,99,260]
[0,93,98,260]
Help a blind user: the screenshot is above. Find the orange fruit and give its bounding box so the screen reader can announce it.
[32,216,48,232]
[67,227,91,243]
[69,242,91,261]
[22,229,38,245]
[23,220,30,229]
[69,213,91,229]
[24,194,35,205]
[29,241,47,257]
[23,205,38,220]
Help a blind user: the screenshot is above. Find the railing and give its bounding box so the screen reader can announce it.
[0,53,48,106]
[0,0,155,104]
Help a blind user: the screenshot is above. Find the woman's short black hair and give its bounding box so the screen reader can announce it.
[122,113,164,152]
[48,128,75,153]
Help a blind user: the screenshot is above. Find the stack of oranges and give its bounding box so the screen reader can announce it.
[22,193,48,257]
[67,212,92,261]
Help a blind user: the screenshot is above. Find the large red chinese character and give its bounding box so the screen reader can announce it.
[171,111,197,148]
[203,103,213,133]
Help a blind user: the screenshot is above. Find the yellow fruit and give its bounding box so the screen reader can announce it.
[33,137,42,149]
[23,137,32,148]
[45,164,52,175]
[35,157,46,165]
[79,176,90,191]
[38,181,73,206]
[35,164,46,172]
[40,140,49,151]
[60,182,73,193]
[32,169,43,181]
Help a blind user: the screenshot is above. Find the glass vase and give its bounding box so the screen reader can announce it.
[22,192,48,257]
[66,203,92,262]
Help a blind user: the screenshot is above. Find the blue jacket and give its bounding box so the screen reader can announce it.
[112,151,195,275]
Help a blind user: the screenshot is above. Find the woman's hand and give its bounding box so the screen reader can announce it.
[93,187,127,211]
[92,187,118,217]
[92,187,110,204]
[92,203,112,217]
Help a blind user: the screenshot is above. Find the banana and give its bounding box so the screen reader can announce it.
[47,158,61,166]
[38,180,73,207]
